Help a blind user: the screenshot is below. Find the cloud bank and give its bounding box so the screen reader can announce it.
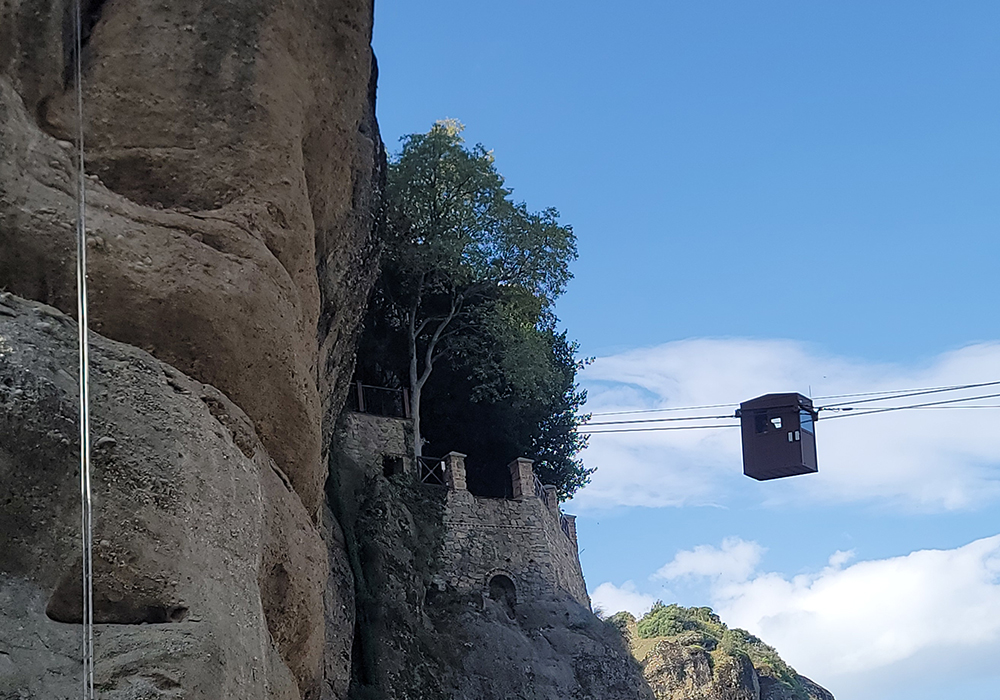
[575,339,1000,510]
[590,580,658,618]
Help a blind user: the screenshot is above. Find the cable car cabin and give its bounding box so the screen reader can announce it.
[738,393,818,481]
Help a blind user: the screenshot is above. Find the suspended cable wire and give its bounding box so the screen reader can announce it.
[817,380,1000,410]
[814,391,1000,420]
[581,423,740,435]
[895,404,1000,409]
[580,393,1000,435]
[810,383,997,401]
[583,414,735,427]
[586,380,1000,419]
[587,402,739,417]
[72,1,95,697]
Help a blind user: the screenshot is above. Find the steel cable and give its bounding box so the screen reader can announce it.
[72,1,95,696]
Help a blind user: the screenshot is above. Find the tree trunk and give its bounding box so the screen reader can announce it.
[409,345,422,460]
[406,291,460,465]
[408,302,423,462]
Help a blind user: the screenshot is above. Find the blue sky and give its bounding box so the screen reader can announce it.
[372,3,1000,699]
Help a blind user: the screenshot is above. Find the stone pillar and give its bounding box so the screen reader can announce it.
[543,485,560,519]
[508,457,534,500]
[444,451,467,491]
[562,514,579,549]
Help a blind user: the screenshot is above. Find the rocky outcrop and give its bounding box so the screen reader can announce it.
[0,0,383,517]
[1,0,380,697]
[0,295,323,697]
[612,607,834,700]
[328,445,654,700]
[760,676,834,700]
[642,640,758,700]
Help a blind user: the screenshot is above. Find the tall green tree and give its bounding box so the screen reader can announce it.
[387,121,575,452]
[356,119,591,497]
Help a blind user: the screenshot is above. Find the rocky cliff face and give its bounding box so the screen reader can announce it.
[328,446,653,700]
[0,0,383,517]
[0,2,654,698]
[1,0,380,696]
[611,607,835,700]
[0,294,322,697]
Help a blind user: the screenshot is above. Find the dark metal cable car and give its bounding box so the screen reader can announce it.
[737,393,818,480]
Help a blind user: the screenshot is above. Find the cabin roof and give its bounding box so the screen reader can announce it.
[740,392,814,412]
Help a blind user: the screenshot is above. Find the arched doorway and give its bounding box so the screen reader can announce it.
[487,573,516,618]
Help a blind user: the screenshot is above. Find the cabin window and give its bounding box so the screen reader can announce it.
[800,410,814,434]
[754,413,786,433]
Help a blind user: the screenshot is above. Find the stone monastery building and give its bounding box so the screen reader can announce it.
[336,410,591,611]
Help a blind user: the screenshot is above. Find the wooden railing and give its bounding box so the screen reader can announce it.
[417,455,447,486]
[348,381,410,419]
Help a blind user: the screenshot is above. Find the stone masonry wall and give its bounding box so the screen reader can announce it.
[334,412,590,610]
[336,411,412,475]
[438,454,590,608]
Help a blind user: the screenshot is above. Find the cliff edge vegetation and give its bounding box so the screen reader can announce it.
[608,604,835,700]
[354,120,591,500]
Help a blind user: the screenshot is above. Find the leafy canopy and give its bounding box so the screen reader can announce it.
[356,120,591,498]
[386,118,575,306]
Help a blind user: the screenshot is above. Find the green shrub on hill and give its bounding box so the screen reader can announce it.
[633,603,812,700]
[636,602,725,640]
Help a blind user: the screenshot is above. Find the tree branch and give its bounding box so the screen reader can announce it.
[414,293,460,392]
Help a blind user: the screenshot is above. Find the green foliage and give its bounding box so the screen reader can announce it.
[356,120,591,498]
[636,602,725,640]
[633,603,811,699]
[386,119,575,307]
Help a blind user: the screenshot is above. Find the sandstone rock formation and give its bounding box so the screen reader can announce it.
[0,295,321,697]
[1,0,380,696]
[612,607,835,700]
[0,0,383,516]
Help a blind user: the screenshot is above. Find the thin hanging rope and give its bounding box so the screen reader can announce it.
[817,380,1000,409]
[586,380,1000,418]
[821,391,1000,420]
[72,0,95,697]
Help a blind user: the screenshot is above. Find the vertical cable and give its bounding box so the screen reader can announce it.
[72,0,95,698]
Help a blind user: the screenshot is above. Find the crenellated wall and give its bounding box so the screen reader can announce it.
[437,452,590,608]
[335,411,589,609]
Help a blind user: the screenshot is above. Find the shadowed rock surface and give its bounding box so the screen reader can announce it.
[1,1,379,696]
[0,295,323,698]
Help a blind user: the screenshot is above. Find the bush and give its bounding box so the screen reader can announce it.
[636,603,726,641]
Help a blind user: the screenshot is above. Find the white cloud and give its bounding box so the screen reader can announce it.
[653,537,764,582]
[574,339,1000,511]
[647,536,1000,687]
[827,549,855,569]
[590,580,658,618]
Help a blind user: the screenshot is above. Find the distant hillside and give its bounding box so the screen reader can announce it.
[608,603,835,700]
